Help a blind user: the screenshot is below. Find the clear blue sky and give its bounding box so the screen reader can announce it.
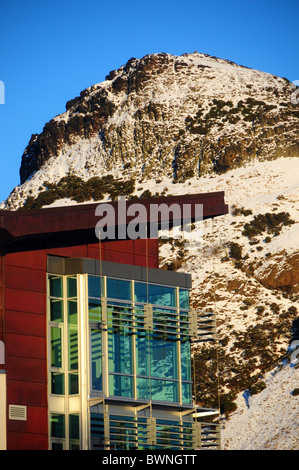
[0,0,298,204]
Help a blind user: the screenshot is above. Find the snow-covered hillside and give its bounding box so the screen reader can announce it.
[222,363,299,450]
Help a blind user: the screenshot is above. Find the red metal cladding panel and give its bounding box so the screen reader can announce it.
[7,432,48,450]
[6,356,47,383]
[87,244,101,259]
[103,239,135,254]
[133,254,158,269]
[46,244,89,259]
[7,380,47,407]
[100,239,159,267]
[0,309,4,341]
[86,240,159,268]
[7,431,48,450]
[5,288,45,314]
[7,405,47,435]
[133,238,158,256]
[6,310,46,337]
[5,265,45,293]
[6,333,46,361]
[103,249,134,265]
[5,249,46,270]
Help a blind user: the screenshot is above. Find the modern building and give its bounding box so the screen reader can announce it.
[0,192,228,450]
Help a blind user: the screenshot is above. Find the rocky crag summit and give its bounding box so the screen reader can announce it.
[16,52,298,198]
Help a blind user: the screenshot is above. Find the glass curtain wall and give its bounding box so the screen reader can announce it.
[88,275,192,405]
[48,272,194,450]
[48,275,80,450]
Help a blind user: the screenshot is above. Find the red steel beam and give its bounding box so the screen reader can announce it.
[0,192,228,243]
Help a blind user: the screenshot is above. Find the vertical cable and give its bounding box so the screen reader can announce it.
[211,218,221,423]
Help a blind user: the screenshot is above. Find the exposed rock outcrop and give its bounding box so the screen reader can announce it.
[19,52,299,187]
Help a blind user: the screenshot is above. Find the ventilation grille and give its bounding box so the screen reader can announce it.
[9,404,27,421]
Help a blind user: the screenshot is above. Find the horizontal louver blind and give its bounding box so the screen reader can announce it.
[9,405,27,421]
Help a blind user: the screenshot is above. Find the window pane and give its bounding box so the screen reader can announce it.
[91,329,102,391]
[68,300,77,325]
[49,276,63,298]
[51,372,64,395]
[51,413,65,438]
[150,379,179,403]
[68,328,78,370]
[90,413,105,440]
[51,327,62,368]
[108,331,133,374]
[181,382,192,404]
[151,284,176,307]
[136,334,149,376]
[88,275,102,298]
[137,377,150,400]
[179,289,189,309]
[67,277,77,298]
[52,442,63,450]
[69,373,79,395]
[134,282,148,303]
[89,298,101,322]
[107,278,131,301]
[135,282,176,307]
[109,374,133,398]
[180,340,191,381]
[50,299,63,323]
[150,337,178,379]
[69,414,80,440]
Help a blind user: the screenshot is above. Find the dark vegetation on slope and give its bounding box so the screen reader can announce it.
[18,174,136,210]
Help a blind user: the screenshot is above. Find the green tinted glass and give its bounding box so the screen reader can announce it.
[51,372,64,395]
[51,327,62,368]
[68,300,77,325]
[107,278,131,301]
[136,334,150,376]
[179,289,189,309]
[108,331,133,374]
[67,277,77,298]
[135,282,176,307]
[109,374,133,398]
[150,337,178,379]
[150,379,179,403]
[137,377,150,400]
[134,282,148,303]
[68,328,78,370]
[180,340,191,381]
[49,276,63,298]
[181,382,192,403]
[91,329,102,391]
[51,413,65,438]
[69,373,79,395]
[69,414,80,440]
[89,298,101,322]
[88,275,102,298]
[52,442,63,450]
[50,299,63,322]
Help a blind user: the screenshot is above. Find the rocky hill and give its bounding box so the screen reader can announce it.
[1,52,299,450]
[2,51,299,210]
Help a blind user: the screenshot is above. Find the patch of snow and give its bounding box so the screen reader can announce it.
[221,364,299,450]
